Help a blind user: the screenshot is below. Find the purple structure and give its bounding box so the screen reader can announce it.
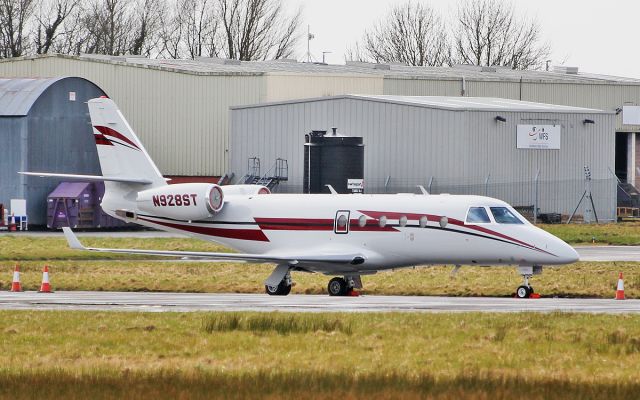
[47,182,128,229]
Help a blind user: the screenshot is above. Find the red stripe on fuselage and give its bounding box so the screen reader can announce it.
[255,217,398,232]
[94,126,141,151]
[138,216,270,242]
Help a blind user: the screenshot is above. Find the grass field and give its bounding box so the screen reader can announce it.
[1,311,640,399]
[0,260,636,298]
[0,224,639,297]
[541,222,640,245]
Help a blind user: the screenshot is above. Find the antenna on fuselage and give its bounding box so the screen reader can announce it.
[417,185,430,195]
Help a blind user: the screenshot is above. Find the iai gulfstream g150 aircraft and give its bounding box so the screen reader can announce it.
[22,97,579,298]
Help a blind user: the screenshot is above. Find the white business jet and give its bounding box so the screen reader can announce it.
[23,97,579,298]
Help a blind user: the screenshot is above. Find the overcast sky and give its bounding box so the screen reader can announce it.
[287,0,639,78]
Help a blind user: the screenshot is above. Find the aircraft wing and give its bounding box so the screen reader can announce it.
[62,227,365,266]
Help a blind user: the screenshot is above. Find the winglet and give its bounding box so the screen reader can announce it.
[62,227,85,250]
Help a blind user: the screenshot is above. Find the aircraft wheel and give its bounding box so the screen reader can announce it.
[516,285,532,299]
[328,277,348,296]
[265,280,291,296]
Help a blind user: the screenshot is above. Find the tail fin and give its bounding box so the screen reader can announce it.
[88,97,166,188]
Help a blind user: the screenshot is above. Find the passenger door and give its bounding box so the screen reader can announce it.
[334,210,350,234]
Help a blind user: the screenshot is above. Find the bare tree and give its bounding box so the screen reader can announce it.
[217,0,301,61]
[348,1,450,67]
[454,0,549,70]
[0,0,36,57]
[33,0,78,54]
[129,0,165,56]
[78,0,133,55]
[182,0,217,58]
[159,1,184,58]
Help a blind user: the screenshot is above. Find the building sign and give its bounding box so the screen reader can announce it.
[347,179,364,193]
[516,125,561,150]
[623,106,640,125]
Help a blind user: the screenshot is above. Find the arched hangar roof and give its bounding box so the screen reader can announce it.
[0,76,104,116]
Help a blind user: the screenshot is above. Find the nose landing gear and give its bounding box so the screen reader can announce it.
[515,266,542,299]
[327,275,362,296]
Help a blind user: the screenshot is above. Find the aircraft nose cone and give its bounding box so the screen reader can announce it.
[556,242,580,264]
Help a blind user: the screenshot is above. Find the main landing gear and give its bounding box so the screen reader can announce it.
[515,266,542,299]
[327,276,362,296]
[264,265,363,297]
[265,270,292,296]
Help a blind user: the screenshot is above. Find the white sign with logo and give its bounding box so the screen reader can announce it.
[347,179,364,192]
[516,125,561,150]
[623,106,640,125]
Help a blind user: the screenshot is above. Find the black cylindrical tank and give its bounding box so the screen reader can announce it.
[303,129,364,194]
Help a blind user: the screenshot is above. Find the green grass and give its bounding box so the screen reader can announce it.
[0,260,636,298]
[202,312,353,334]
[2,311,640,399]
[540,222,640,245]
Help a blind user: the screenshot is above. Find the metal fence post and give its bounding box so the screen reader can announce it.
[484,174,491,197]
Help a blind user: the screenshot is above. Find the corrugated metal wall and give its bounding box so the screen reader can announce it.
[385,77,640,132]
[230,98,616,220]
[0,56,635,180]
[265,73,382,101]
[0,57,267,176]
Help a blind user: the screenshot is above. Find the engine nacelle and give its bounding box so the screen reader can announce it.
[221,184,271,196]
[136,183,224,220]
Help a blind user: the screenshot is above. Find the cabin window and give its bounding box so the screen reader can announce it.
[419,216,428,228]
[358,215,367,227]
[337,215,348,228]
[466,207,491,224]
[379,216,387,227]
[490,207,524,224]
[399,216,408,227]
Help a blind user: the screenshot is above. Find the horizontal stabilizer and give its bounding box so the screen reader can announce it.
[20,172,152,185]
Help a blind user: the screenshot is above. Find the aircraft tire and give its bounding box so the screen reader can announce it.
[328,277,348,296]
[265,280,291,296]
[516,285,532,299]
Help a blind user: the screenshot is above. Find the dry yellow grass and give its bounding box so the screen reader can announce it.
[0,260,636,298]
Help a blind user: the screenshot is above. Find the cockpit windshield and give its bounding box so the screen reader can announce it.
[466,207,491,223]
[490,207,524,224]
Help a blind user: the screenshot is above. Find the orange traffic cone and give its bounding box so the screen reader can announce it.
[39,265,52,293]
[615,272,625,300]
[10,264,22,292]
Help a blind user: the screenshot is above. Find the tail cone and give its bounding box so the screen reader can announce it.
[615,272,625,300]
[10,264,22,292]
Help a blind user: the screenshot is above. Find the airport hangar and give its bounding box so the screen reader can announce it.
[230,95,616,221]
[0,77,106,225]
[0,54,639,224]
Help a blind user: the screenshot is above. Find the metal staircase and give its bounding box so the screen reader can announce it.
[618,182,640,207]
[239,157,288,190]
